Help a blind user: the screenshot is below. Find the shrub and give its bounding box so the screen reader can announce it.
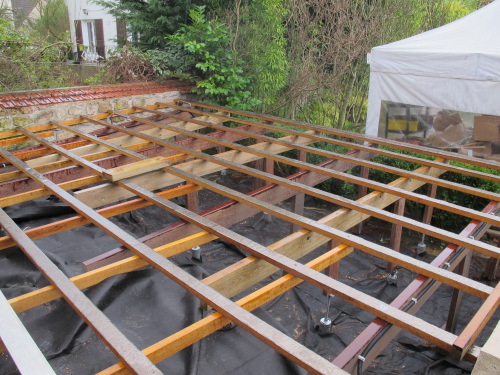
[168,6,261,110]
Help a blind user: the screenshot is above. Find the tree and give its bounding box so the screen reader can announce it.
[32,0,70,42]
[94,0,206,49]
[0,17,74,91]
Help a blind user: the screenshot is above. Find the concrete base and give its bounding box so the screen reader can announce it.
[472,320,500,375]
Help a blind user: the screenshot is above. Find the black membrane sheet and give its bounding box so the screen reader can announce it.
[0,193,498,375]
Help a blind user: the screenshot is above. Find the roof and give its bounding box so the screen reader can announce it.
[370,0,500,81]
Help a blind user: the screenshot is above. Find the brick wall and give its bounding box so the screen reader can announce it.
[0,81,194,129]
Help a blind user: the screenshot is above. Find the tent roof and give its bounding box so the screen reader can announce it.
[370,0,500,81]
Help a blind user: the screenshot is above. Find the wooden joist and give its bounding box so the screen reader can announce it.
[0,99,498,375]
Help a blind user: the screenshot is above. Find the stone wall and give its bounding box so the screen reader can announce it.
[0,81,194,130]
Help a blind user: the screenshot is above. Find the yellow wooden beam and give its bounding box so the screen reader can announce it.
[103,156,172,182]
[97,245,353,375]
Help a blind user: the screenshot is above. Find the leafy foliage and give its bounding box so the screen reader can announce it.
[169,6,261,110]
[31,0,70,42]
[94,0,205,50]
[227,0,289,108]
[0,18,74,91]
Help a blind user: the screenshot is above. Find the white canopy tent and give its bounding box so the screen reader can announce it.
[365,0,500,137]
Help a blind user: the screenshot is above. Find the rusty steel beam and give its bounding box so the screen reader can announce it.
[121,112,500,227]
[172,100,500,170]
[333,201,498,372]
[151,103,500,184]
[7,124,343,375]
[0,207,163,375]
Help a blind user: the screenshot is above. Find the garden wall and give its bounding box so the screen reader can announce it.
[0,81,194,130]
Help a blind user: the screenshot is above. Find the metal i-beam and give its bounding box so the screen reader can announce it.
[0,208,163,375]
[174,100,500,170]
[1,136,343,375]
[152,103,500,184]
[113,112,500,227]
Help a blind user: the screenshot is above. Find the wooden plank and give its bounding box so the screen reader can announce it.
[0,122,260,198]
[6,160,356,315]
[103,156,171,182]
[8,231,216,314]
[333,201,497,371]
[84,156,360,271]
[153,103,500,184]
[50,121,146,160]
[0,208,163,375]
[24,113,214,168]
[453,281,500,360]
[0,290,56,375]
[155,152,500,259]
[0,184,200,252]
[202,163,447,303]
[123,113,500,227]
[0,148,194,207]
[116,181,460,352]
[74,132,317,208]
[97,245,354,375]
[352,166,369,235]
[446,250,472,333]
[14,123,458,359]
[174,100,500,170]
[165,166,494,298]
[0,148,342,375]
[152,110,500,202]
[0,130,54,147]
[387,198,406,273]
[291,149,307,233]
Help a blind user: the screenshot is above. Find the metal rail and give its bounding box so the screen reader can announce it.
[102,113,500,227]
[151,103,500,184]
[7,128,343,374]
[11,126,483,350]
[0,100,497,374]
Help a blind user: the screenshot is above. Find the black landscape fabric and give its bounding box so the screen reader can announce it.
[0,191,498,375]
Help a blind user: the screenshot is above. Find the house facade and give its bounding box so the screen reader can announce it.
[65,0,126,61]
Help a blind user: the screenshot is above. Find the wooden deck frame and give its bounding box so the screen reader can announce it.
[0,100,498,375]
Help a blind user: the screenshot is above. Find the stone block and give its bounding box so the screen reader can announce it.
[68,106,84,115]
[114,100,128,110]
[20,107,34,114]
[35,111,55,123]
[98,102,112,113]
[13,117,33,127]
[0,118,10,129]
[132,98,146,107]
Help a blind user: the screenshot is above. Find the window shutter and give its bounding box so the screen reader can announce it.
[75,20,83,61]
[116,19,127,48]
[94,19,105,59]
